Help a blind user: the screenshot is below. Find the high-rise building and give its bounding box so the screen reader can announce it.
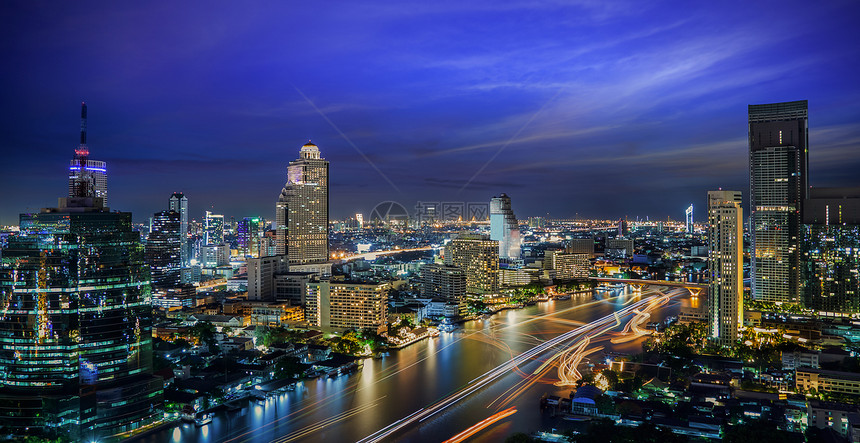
[276,141,329,264]
[305,278,389,330]
[168,192,189,266]
[685,204,694,233]
[801,187,860,314]
[566,238,595,256]
[420,263,467,303]
[707,190,744,346]
[605,238,634,258]
[146,210,181,289]
[247,255,288,301]
[0,196,162,441]
[204,211,224,245]
[444,233,499,296]
[749,100,808,304]
[237,217,263,258]
[68,103,108,205]
[490,193,521,260]
[550,252,591,280]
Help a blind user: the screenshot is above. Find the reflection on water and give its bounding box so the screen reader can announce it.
[135,288,683,443]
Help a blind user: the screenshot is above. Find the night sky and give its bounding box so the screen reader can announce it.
[2,1,860,225]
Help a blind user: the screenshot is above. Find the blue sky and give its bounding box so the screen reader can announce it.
[2,1,859,224]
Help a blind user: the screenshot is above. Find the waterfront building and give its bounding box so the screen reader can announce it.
[550,252,591,280]
[168,192,189,266]
[0,196,162,440]
[420,263,466,303]
[305,278,389,330]
[247,255,289,301]
[276,141,329,264]
[490,194,521,260]
[145,210,181,289]
[444,232,499,296]
[749,100,808,304]
[707,190,744,347]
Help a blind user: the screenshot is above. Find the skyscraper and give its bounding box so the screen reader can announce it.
[490,193,521,260]
[444,232,499,296]
[204,210,224,245]
[0,196,162,441]
[146,210,181,289]
[276,141,329,264]
[685,204,694,233]
[708,190,743,346]
[68,103,108,205]
[749,100,808,304]
[168,192,188,266]
[237,216,263,257]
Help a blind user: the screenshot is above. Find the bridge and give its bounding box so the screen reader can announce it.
[590,277,707,297]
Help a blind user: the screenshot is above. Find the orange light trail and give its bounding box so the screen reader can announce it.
[442,407,518,443]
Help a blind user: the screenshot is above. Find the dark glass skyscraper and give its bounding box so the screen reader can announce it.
[146,210,181,289]
[748,100,808,304]
[0,196,162,441]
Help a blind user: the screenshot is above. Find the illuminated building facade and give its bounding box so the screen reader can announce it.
[237,216,263,258]
[145,210,181,289]
[68,104,108,205]
[276,141,329,264]
[707,190,744,346]
[204,211,224,245]
[420,264,466,302]
[168,192,188,266]
[0,197,162,441]
[444,233,499,296]
[749,100,808,304]
[305,278,389,330]
[802,188,860,314]
[550,252,591,280]
[490,193,521,260]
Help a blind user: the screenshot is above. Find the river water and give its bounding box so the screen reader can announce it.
[134,286,685,443]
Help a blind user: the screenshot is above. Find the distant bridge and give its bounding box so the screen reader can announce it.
[589,277,706,297]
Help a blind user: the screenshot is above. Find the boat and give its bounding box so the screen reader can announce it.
[195,413,213,426]
[180,405,196,423]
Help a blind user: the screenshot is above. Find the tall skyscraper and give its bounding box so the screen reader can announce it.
[0,196,162,440]
[276,141,329,264]
[444,232,499,296]
[68,103,108,205]
[749,100,808,304]
[146,210,181,289]
[490,193,521,260]
[237,216,263,257]
[168,192,188,266]
[204,211,224,245]
[707,190,744,346]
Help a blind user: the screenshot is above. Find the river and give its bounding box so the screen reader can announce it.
[134,286,687,443]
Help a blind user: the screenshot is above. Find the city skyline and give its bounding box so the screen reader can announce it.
[2,1,860,223]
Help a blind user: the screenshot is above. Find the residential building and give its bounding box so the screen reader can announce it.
[444,232,499,296]
[707,190,744,347]
[420,263,466,303]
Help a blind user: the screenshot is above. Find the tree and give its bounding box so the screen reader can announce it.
[274,356,306,379]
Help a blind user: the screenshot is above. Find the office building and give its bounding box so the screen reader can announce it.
[204,211,224,245]
[276,141,329,264]
[605,238,634,257]
[420,263,467,302]
[145,210,181,289]
[0,196,162,440]
[749,100,808,304]
[237,216,263,258]
[274,272,315,305]
[200,244,229,268]
[168,192,189,266]
[802,187,860,314]
[707,190,744,346]
[490,193,521,260]
[444,232,499,296]
[67,103,108,206]
[247,255,288,301]
[685,204,694,233]
[305,278,389,330]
